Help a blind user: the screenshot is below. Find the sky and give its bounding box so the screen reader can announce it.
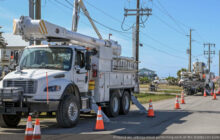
[0,0,219,78]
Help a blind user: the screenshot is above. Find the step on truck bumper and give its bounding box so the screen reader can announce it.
[0,87,28,114]
[0,87,59,114]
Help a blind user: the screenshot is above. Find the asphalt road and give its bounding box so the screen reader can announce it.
[1,94,220,139]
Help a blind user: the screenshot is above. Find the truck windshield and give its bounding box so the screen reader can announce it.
[19,47,72,71]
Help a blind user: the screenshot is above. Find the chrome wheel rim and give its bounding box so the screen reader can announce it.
[68,102,78,121]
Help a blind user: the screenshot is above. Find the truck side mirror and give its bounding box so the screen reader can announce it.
[85,51,91,70]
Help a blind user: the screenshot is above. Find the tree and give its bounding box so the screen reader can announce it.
[166,76,178,85]
[177,68,187,79]
[0,26,6,48]
[139,77,150,84]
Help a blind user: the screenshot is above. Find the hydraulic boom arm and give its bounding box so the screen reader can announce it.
[13,16,121,55]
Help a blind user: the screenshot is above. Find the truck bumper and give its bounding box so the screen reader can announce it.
[0,87,59,114]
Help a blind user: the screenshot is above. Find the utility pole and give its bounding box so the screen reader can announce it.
[136,0,140,71]
[35,0,41,45]
[124,0,152,93]
[29,0,41,45]
[29,0,34,45]
[204,43,215,72]
[187,29,193,72]
[219,50,220,76]
[72,0,80,32]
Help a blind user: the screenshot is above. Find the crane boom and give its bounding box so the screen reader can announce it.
[72,0,102,39]
[13,16,121,55]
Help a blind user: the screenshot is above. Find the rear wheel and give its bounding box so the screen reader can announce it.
[0,114,21,128]
[120,91,130,115]
[56,91,80,128]
[105,91,120,117]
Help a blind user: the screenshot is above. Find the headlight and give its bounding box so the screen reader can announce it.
[44,85,61,92]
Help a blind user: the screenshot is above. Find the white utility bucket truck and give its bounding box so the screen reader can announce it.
[0,12,146,127]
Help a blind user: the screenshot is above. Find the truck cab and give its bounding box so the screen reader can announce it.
[0,44,91,128]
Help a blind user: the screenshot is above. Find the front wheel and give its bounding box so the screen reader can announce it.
[56,94,80,128]
[0,114,21,128]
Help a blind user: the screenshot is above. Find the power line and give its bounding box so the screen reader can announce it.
[51,0,187,61]
[54,0,72,10]
[62,0,130,34]
[195,30,206,43]
[204,43,216,72]
[83,0,186,54]
[153,14,186,36]
[155,0,187,34]
[154,0,207,45]
[64,0,72,6]
[143,42,187,60]
[140,31,186,53]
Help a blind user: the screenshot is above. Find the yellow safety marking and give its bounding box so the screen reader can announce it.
[39,21,45,34]
[41,20,48,34]
[38,27,43,34]
[13,20,16,34]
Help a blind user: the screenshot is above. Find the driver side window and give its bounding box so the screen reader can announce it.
[75,51,85,68]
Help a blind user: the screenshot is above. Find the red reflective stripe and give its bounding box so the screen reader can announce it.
[26,128,34,131]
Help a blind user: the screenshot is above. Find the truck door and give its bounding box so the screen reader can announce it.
[73,50,88,92]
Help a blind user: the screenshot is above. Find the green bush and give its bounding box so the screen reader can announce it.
[139,77,150,84]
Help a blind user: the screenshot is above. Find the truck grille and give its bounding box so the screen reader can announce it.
[3,80,37,94]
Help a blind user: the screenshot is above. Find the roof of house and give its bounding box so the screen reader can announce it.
[2,33,28,47]
[139,68,155,73]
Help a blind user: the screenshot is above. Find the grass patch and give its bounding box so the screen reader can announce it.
[134,93,176,104]
[158,90,181,94]
[158,84,182,90]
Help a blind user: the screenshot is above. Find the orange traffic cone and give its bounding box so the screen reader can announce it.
[25,116,33,140]
[181,91,185,104]
[94,106,105,131]
[33,119,41,140]
[211,90,214,96]
[147,99,155,117]
[175,95,181,109]
[213,90,217,100]
[203,89,207,97]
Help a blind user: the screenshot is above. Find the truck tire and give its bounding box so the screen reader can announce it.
[0,114,21,128]
[120,91,130,115]
[105,91,120,117]
[56,94,80,128]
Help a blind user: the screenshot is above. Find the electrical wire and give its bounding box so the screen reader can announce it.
[154,0,207,45]
[83,0,186,53]
[51,0,188,61]
[153,14,186,36]
[155,0,187,35]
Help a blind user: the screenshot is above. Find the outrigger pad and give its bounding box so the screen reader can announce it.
[90,97,110,123]
[131,95,148,114]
